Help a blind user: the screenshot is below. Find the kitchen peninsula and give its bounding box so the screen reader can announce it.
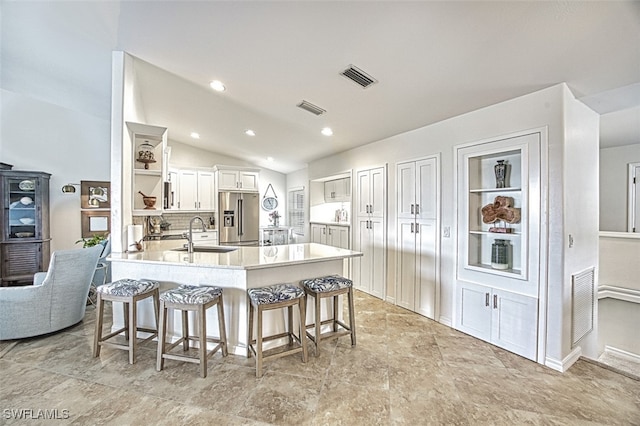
[109,241,362,355]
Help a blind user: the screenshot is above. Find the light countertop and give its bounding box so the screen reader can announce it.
[309,221,351,226]
[109,241,362,270]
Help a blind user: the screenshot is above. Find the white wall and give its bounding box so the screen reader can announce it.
[599,144,640,232]
[562,89,601,359]
[1,89,110,252]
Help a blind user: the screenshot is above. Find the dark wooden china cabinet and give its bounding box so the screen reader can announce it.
[0,170,51,286]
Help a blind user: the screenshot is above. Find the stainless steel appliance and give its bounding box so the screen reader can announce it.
[163,181,173,209]
[218,192,259,246]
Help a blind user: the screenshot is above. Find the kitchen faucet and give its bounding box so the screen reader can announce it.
[185,216,207,254]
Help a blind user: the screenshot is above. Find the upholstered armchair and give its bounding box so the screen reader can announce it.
[0,245,102,340]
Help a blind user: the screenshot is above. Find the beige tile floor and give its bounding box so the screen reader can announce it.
[1,290,639,425]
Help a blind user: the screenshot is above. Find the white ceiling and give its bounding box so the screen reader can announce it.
[2,1,639,173]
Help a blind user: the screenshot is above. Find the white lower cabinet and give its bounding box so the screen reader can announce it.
[397,219,437,318]
[310,223,327,244]
[310,223,350,249]
[458,281,538,360]
[353,217,385,299]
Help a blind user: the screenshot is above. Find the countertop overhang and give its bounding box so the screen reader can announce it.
[109,241,362,270]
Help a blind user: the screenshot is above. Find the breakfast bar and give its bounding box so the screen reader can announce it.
[109,241,362,355]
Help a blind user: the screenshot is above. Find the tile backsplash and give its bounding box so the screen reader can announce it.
[133,211,216,232]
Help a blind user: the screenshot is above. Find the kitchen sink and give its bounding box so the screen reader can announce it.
[171,246,238,253]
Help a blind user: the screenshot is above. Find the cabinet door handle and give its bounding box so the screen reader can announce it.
[493,294,498,309]
[411,204,414,214]
[485,293,490,307]
[411,223,414,233]
[415,204,420,215]
[415,223,419,234]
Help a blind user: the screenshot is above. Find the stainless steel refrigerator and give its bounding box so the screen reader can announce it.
[218,192,260,246]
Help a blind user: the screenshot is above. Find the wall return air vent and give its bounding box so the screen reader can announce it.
[297,100,326,116]
[340,65,378,88]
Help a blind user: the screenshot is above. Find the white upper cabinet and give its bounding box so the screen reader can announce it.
[215,165,260,192]
[324,178,351,202]
[356,167,384,217]
[197,170,215,210]
[174,168,216,212]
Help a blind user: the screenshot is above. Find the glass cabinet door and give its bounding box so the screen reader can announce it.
[6,177,39,240]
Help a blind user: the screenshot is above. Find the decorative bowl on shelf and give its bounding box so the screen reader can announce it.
[20,197,34,205]
[138,191,157,209]
[15,232,34,238]
[18,180,35,191]
[19,218,35,225]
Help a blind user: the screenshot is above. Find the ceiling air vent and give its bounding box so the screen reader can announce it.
[340,65,378,88]
[297,100,326,116]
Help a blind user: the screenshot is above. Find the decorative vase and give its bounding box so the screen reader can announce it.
[491,239,509,270]
[274,217,279,227]
[494,160,507,188]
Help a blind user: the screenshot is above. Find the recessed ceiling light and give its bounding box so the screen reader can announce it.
[321,127,333,136]
[210,80,226,92]
[190,132,200,139]
[245,129,256,136]
[267,157,274,162]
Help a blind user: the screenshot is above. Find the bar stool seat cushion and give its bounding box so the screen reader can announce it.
[248,284,304,305]
[302,275,353,292]
[97,279,159,297]
[160,285,222,305]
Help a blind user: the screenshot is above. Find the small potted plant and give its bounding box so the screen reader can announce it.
[269,211,281,227]
[76,234,108,248]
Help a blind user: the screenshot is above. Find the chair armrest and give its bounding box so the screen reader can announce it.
[33,272,47,286]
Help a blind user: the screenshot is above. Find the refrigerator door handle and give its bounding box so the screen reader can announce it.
[238,198,243,236]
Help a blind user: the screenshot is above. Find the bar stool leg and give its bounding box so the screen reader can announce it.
[256,304,264,378]
[182,310,189,351]
[299,296,308,363]
[199,303,207,378]
[123,302,130,341]
[348,287,356,346]
[93,294,104,357]
[152,289,160,336]
[129,299,137,364]
[157,300,167,371]
[217,297,228,356]
[314,292,321,357]
[287,305,294,346]
[247,302,254,358]
[333,294,339,332]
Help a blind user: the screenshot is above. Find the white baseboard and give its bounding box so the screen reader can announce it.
[385,296,395,305]
[604,345,640,363]
[438,316,452,327]
[545,347,582,372]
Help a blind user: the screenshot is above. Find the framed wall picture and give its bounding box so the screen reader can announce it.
[81,180,110,209]
[81,210,111,238]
